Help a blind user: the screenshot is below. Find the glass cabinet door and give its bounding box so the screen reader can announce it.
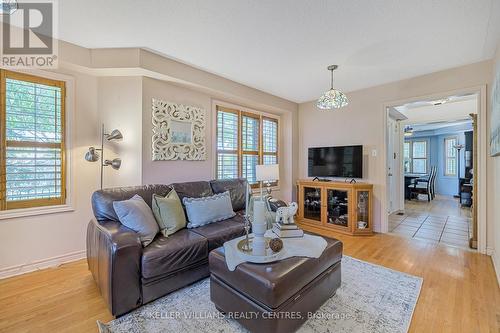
[355,190,370,231]
[302,186,322,222]
[326,188,349,228]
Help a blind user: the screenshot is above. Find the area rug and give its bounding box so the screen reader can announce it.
[98,256,422,333]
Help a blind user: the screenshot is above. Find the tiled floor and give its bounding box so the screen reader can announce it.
[404,194,471,219]
[389,195,472,250]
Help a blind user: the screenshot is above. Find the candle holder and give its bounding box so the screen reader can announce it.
[241,214,252,252]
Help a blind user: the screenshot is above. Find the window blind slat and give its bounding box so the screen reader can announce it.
[242,154,258,184]
[217,111,238,151]
[263,119,278,153]
[242,116,259,152]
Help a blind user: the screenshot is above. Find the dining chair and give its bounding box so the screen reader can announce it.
[408,166,436,202]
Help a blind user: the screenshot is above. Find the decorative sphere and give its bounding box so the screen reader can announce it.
[269,238,283,253]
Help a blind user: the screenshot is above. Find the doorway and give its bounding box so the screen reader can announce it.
[386,109,406,214]
[383,89,486,252]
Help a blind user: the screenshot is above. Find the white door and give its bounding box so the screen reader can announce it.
[387,117,397,213]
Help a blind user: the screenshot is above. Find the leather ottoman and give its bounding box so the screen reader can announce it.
[209,237,343,333]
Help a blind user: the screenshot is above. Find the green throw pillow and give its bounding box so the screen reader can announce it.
[152,190,187,237]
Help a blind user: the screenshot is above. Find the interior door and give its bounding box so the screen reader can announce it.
[387,117,398,213]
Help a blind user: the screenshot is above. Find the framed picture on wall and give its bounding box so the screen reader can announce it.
[151,99,206,161]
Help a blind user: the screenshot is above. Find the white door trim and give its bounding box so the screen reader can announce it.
[381,85,487,254]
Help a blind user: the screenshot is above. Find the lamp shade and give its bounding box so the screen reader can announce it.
[256,164,279,182]
[106,129,123,141]
[316,88,349,109]
[84,147,100,162]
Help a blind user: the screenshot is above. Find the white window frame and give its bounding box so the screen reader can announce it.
[444,136,458,177]
[0,69,74,220]
[212,100,280,189]
[404,139,429,174]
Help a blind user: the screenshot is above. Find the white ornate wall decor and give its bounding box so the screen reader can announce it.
[152,99,206,161]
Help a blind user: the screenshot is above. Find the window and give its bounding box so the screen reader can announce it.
[444,137,457,176]
[403,142,410,173]
[403,140,428,174]
[0,70,66,210]
[216,105,278,186]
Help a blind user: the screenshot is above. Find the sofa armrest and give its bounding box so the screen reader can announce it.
[86,218,143,316]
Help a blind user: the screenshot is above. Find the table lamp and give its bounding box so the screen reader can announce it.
[256,164,279,199]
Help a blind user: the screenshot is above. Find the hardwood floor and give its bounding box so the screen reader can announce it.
[1,231,499,333]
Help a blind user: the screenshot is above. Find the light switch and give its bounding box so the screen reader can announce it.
[372,149,377,157]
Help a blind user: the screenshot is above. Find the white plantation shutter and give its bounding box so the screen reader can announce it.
[241,114,259,184]
[1,70,66,210]
[445,137,457,176]
[216,108,239,180]
[216,106,279,187]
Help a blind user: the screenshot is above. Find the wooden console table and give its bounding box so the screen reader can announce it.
[296,180,373,236]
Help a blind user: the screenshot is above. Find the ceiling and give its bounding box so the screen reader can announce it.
[399,95,478,124]
[58,0,500,103]
[395,93,477,112]
[410,120,472,132]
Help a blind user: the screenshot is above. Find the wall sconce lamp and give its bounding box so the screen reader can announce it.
[85,124,123,189]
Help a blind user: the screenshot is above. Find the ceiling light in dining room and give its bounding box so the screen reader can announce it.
[316,65,349,110]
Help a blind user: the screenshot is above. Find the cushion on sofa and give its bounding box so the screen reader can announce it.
[152,190,186,237]
[209,178,248,212]
[183,191,236,228]
[92,184,172,221]
[190,214,246,251]
[113,194,159,247]
[141,229,208,279]
[170,181,213,204]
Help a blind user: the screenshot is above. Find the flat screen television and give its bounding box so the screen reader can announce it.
[308,145,363,178]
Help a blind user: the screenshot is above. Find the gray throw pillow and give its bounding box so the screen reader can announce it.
[113,194,159,247]
[152,190,187,237]
[183,191,236,228]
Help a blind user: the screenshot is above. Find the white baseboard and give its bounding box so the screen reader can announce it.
[0,250,86,280]
[490,249,500,286]
[487,247,500,285]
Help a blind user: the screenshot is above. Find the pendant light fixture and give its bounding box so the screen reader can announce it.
[316,65,349,110]
[403,125,414,137]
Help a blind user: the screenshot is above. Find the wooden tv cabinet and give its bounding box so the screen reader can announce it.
[296,180,373,236]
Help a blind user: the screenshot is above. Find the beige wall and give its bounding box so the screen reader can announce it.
[0,69,100,275]
[299,60,493,233]
[141,77,296,201]
[491,43,500,283]
[141,77,215,184]
[0,42,298,276]
[2,37,497,278]
[98,77,143,188]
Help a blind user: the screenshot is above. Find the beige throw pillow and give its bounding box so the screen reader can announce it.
[152,190,187,237]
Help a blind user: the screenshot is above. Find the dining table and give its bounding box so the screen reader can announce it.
[405,173,425,200]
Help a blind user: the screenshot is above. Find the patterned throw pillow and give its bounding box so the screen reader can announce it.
[183,191,236,228]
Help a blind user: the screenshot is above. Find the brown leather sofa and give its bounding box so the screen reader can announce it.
[86,179,248,316]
